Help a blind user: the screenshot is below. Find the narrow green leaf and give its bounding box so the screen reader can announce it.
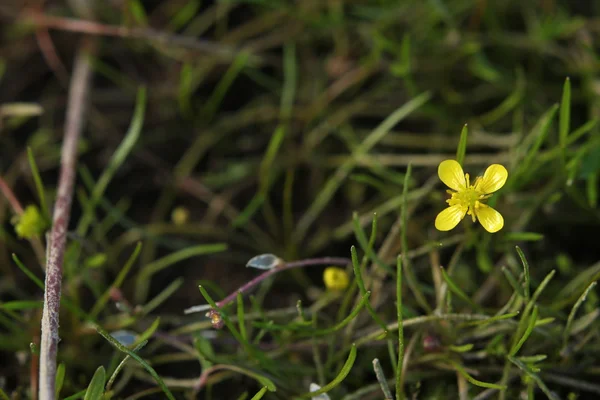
[27,147,49,222]
[508,356,560,400]
[0,300,43,310]
[142,278,184,315]
[461,311,520,327]
[503,232,544,242]
[401,164,431,313]
[55,363,66,399]
[134,317,160,347]
[136,243,226,302]
[352,214,393,275]
[169,0,201,31]
[106,341,147,391]
[250,386,268,400]
[297,344,357,399]
[96,326,175,400]
[480,69,525,125]
[0,388,9,400]
[198,286,273,371]
[62,389,87,400]
[501,267,524,298]
[517,104,559,181]
[237,293,247,341]
[200,52,248,122]
[90,242,142,319]
[516,246,531,302]
[449,360,506,390]
[559,77,571,166]
[309,292,370,336]
[396,256,404,400]
[563,281,597,348]
[586,172,598,208]
[128,0,148,25]
[83,366,106,400]
[178,63,193,116]
[449,343,474,353]
[77,87,146,237]
[456,124,468,166]
[12,254,44,290]
[350,246,388,332]
[440,267,482,311]
[373,358,393,400]
[518,354,547,363]
[510,306,538,356]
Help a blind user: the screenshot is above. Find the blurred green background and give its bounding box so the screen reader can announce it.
[1,1,600,399]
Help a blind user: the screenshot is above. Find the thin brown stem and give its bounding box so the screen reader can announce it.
[0,175,25,215]
[38,39,94,400]
[17,11,263,63]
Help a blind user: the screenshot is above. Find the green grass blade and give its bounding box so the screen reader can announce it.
[27,147,49,221]
[136,243,226,302]
[55,363,66,399]
[456,124,468,166]
[516,246,531,302]
[200,52,248,122]
[237,292,248,341]
[350,245,388,333]
[90,242,142,319]
[440,267,482,311]
[396,255,404,400]
[559,77,571,167]
[96,325,175,400]
[401,164,431,313]
[77,87,146,237]
[250,386,269,400]
[563,281,597,348]
[510,306,538,356]
[352,214,393,275]
[508,356,560,400]
[449,360,506,390]
[297,344,357,399]
[83,366,105,400]
[294,92,431,244]
[106,341,147,391]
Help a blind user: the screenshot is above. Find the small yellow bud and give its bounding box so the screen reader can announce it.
[323,267,349,291]
[171,206,190,226]
[14,205,47,239]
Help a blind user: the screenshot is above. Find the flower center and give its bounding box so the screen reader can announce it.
[449,187,482,208]
[446,174,491,221]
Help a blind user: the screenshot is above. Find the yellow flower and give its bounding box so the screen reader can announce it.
[435,160,508,233]
[14,205,47,239]
[323,267,349,291]
[171,206,190,225]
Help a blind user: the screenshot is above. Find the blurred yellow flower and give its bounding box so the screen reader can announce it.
[171,206,190,226]
[14,205,47,239]
[323,267,349,291]
[435,160,508,233]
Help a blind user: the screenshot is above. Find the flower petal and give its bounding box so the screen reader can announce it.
[435,205,467,231]
[477,164,508,194]
[438,160,466,191]
[476,205,504,233]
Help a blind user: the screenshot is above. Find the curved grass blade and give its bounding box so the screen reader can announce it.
[96,325,175,400]
[296,344,358,399]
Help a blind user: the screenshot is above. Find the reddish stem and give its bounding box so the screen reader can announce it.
[215,257,351,309]
[0,176,24,215]
[38,40,94,400]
